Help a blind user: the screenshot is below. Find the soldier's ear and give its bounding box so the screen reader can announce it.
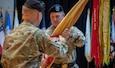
[36,11,40,19]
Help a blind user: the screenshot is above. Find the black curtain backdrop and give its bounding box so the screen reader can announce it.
[17,0,115,68]
[17,0,26,23]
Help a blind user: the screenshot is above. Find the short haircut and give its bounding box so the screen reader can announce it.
[24,0,45,12]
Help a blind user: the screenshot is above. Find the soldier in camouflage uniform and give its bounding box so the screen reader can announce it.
[1,0,75,68]
[46,4,85,68]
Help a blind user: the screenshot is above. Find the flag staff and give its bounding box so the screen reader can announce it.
[0,7,2,12]
[87,62,89,68]
[112,6,115,68]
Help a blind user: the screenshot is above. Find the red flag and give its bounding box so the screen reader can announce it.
[91,0,101,67]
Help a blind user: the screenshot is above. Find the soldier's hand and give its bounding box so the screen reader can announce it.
[61,28,70,40]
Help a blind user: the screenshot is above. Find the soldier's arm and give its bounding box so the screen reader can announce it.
[35,30,70,64]
[66,26,85,47]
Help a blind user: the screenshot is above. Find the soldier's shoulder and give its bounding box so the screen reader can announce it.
[70,26,78,30]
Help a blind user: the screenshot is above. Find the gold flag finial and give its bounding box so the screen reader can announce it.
[87,8,90,14]
[15,8,18,13]
[113,6,115,11]
[7,7,10,12]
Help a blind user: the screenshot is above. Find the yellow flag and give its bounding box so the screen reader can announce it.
[100,0,110,65]
[52,0,88,35]
[99,0,104,65]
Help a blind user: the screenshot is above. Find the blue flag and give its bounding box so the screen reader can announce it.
[5,11,12,35]
[41,11,46,31]
[111,9,115,43]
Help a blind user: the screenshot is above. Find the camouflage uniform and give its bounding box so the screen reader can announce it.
[46,25,85,68]
[1,21,71,68]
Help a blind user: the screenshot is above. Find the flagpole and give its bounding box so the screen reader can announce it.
[7,7,10,12]
[113,7,115,68]
[113,62,115,68]
[87,62,89,68]
[0,7,2,13]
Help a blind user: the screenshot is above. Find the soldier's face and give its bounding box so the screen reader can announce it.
[50,12,65,27]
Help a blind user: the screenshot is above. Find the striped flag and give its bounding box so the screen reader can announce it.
[0,24,5,53]
[85,8,92,62]
[5,10,12,35]
[0,9,5,54]
[13,9,19,29]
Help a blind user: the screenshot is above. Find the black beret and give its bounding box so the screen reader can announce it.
[49,4,64,13]
[24,0,45,12]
